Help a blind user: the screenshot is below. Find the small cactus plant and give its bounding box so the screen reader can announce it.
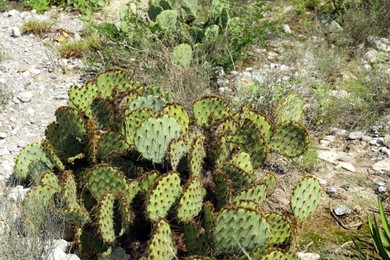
[16,68,321,259]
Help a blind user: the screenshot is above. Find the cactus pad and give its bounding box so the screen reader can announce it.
[193,96,231,127]
[91,98,114,130]
[97,192,116,244]
[97,132,129,161]
[275,92,304,124]
[290,176,321,222]
[184,220,210,255]
[146,219,176,259]
[229,152,253,175]
[241,105,271,142]
[68,82,99,118]
[212,206,269,254]
[146,172,182,221]
[86,164,128,200]
[270,121,309,157]
[127,95,167,113]
[134,114,181,163]
[14,143,53,182]
[177,177,206,222]
[261,171,278,194]
[163,103,189,133]
[168,137,190,170]
[172,43,193,68]
[264,213,291,245]
[233,182,267,207]
[189,134,206,177]
[214,170,232,209]
[124,108,153,145]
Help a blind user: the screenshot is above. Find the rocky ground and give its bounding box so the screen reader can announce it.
[0,2,389,260]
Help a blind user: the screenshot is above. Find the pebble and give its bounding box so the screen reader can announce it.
[11,27,21,37]
[8,9,20,17]
[339,162,356,172]
[297,252,320,260]
[317,150,338,163]
[369,139,378,146]
[383,136,390,148]
[333,128,348,137]
[378,186,387,193]
[373,179,386,186]
[0,132,7,139]
[282,24,292,33]
[18,91,33,103]
[333,204,351,216]
[361,136,373,142]
[372,159,390,172]
[348,131,364,140]
[7,185,30,202]
[326,186,337,194]
[29,68,41,75]
[323,135,336,142]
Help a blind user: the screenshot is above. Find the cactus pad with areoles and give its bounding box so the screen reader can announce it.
[177,177,206,222]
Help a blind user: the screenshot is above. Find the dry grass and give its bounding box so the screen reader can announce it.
[22,19,55,36]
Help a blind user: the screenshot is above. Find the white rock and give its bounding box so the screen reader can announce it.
[333,204,351,216]
[27,107,35,116]
[0,148,10,156]
[368,36,390,52]
[316,177,327,185]
[53,239,68,252]
[29,68,41,75]
[18,91,33,103]
[8,9,20,17]
[297,252,320,260]
[0,160,13,177]
[326,186,337,194]
[11,27,21,37]
[320,140,330,146]
[317,150,338,163]
[348,131,364,140]
[323,135,336,142]
[339,162,356,172]
[282,24,292,33]
[7,186,30,202]
[378,186,387,193]
[373,179,385,186]
[49,248,67,260]
[372,159,390,172]
[0,132,7,139]
[364,49,378,64]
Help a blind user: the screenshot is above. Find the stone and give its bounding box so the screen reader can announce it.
[364,49,378,64]
[348,131,364,140]
[383,136,390,148]
[7,186,30,202]
[372,159,390,172]
[282,24,292,33]
[18,91,33,103]
[11,27,21,37]
[0,148,10,156]
[361,136,373,142]
[48,249,67,260]
[297,252,320,260]
[378,186,387,193]
[323,135,336,142]
[339,162,356,172]
[338,154,353,162]
[8,9,20,17]
[368,36,390,52]
[29,68,41,75]
[331,128,348,137]
[317,150,338,163]
[373,179,385,186]
[333,204,351,216]
[326,186,337,194]
[0,160,13,177]
[0,132,7,139]
[369,139,378,146]
[320,140,330,146]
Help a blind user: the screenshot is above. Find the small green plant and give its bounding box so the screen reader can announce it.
[23,0,106,14]
[368,197,390,259]
[0,0,8,11]
[15,68,320,259]
[22,19,55,36]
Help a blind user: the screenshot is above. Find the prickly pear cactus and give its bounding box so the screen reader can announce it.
[15,68,319,259]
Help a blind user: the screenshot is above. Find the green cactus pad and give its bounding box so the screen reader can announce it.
[140,171,158,193]
[39,171,60,191]
[264,213,291,245]
[61,171,83,210]
[146,172,182,221]
[124,108,153,145]
[156,10,178,31]
[97,192,116,244]
[142,85,174,102]
[26,183,58,207]
[212,206,269,254]
[203,201,215,237]
[148,5,163,21]
[229,152,253,175]
[86,164,128,200]
[45,122,84,161]
[230,200,260,211]
[27,161,51,184]
[177,177,206,222]
[241,105,272,142]
[68,82,99,118]
[123,180,141,205]
[134,114,181,163]
[275,92,304,124]
[223,163,254,189]
[163,103,189,133]
[127,95,167,113]
[270,121,309,157]
[41,140,65,172]
[95,68,135,97]
[233,182,267,207]
[117,193,134,235]
[290,176,321,222]
[172,43,193,68]
[214,170,232,209]
[193,96,231,127]
[181,0,198,17]
[14,143,53,182]
[146,219,176,259]
[168,137,190,170]
[97,132,129,161]
[184,220,210,255]
[261,171,278,194]
[227,118,268,168]
[260,251,297,260]
[189,134,206,177]
[55,106,87,140]
[91,98,114,130]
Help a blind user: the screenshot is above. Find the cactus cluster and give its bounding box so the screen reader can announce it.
[15,68,321,259]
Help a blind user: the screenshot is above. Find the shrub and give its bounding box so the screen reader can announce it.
[22,19,55,36]
[15,68,321,259]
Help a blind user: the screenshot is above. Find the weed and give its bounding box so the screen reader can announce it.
[0,0,8,11]
[22,19,55,36]
[58,40,89,58]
